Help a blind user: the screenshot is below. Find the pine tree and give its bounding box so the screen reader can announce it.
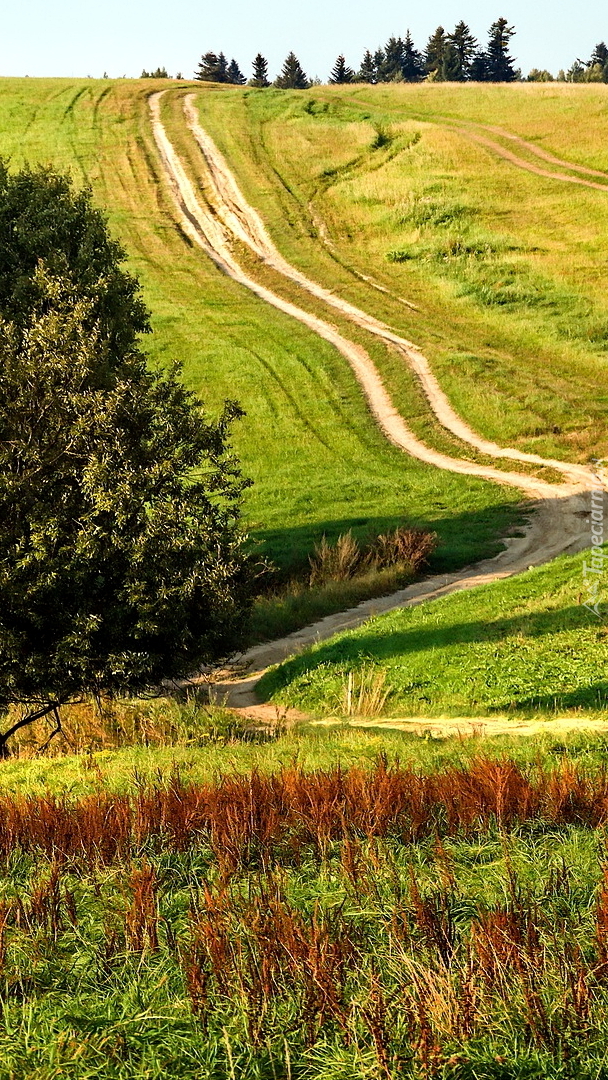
[447,21,478,80]
[329,54,354,84]
[485,18,517,81]
[425,26,447,78]
[250,53,270,87]
[195,51,229,82]
[379,36,404,81]
[402,31,425,82]
[227,58,246,85]
[357,49,377,83]
[274,52,310,89]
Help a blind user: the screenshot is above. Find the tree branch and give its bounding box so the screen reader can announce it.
[0,703,60,757]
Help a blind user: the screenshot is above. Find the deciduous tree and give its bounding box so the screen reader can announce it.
[0,165,251,754]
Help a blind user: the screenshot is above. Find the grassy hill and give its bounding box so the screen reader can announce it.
[260,544,608,718]
[0,78,525,584]
[194,82,608,463]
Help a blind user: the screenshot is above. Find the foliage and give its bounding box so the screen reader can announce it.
[250,52,269,87]
[0,165,251,750]
[328,54,354,84]
[274,51,310,89]
[140,67,169,79]
[194,51,229,82]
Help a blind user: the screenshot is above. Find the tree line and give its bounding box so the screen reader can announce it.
[185,22,608,88]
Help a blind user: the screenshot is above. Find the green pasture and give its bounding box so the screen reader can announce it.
[260,544,608,717]
[195,82,608,463]
[0,78,522,581]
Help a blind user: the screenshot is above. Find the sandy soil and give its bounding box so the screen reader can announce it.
[148,91,606,718]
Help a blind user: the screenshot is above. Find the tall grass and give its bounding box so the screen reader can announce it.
[2,754,608,1075]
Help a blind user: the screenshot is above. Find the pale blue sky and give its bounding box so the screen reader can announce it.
[2,0,606,81]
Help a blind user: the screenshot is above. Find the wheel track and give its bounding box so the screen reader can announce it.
[148,90,605,708]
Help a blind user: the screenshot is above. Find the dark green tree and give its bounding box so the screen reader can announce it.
[591,42,608,67]
[227,58,246,85]
[447,21,478,79]
[425,26,447,78]
[274,52,310,89]
[469,48,489,81]
[357,49,377,83]
[379,36,404,81]
[0,166,251,754]
[401,31,425,82]
[250,53,270,87]
[485,18,517,81]
[195,51,229,82]
[329,54,354,83]
[441,41,463,81]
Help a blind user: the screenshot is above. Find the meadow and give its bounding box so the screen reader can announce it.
[0,78,521,594]
[2,77,608,1078]
[194,82,608,463]
[260,545,608,719]
[2,735,608,1078]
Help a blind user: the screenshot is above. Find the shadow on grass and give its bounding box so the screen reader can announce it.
[260,602,608,712]
[254,498,523,579]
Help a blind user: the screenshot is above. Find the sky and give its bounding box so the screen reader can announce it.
[1,0,606,81]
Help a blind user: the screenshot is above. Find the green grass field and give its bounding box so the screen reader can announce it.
[2,76,608,1079]
[1,736,608,1077]
[0,78,522,588]
[260,545,608,717]
[194,82,608,464]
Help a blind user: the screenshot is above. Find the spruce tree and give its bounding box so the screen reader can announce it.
[274,52,310,89]
[329,55,354,84]
[425,26,447,78]
[401,31,425,82]
[469,49,489,81]
[441,42,462,81]
[227,58,246,85]
[379,36,404,81]
[485,18,517,81]
[448,21,478,80]
[250,53,270,87]
[195,51,229,82]
[590,42,608,81]
[357,49,377,83]
[373,47,386,79]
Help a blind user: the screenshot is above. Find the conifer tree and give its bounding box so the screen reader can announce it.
[227,58,246,84]
[485,18,517,81]
[379,36,404,81]
[401,31,425,81]
[250,53,270,87]
[447,21,478,80]
[441,41,462,81]
[357,49,377,83]
[329,54,354,83]
[274,52,310,89]
[195,51,228,82]
[469,48,489,81]
[425,26,447,78]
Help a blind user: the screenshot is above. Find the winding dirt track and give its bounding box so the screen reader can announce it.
[455,119,608,190]
[148,91,606,710]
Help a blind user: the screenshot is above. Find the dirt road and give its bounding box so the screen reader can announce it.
[148,91,605,712]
